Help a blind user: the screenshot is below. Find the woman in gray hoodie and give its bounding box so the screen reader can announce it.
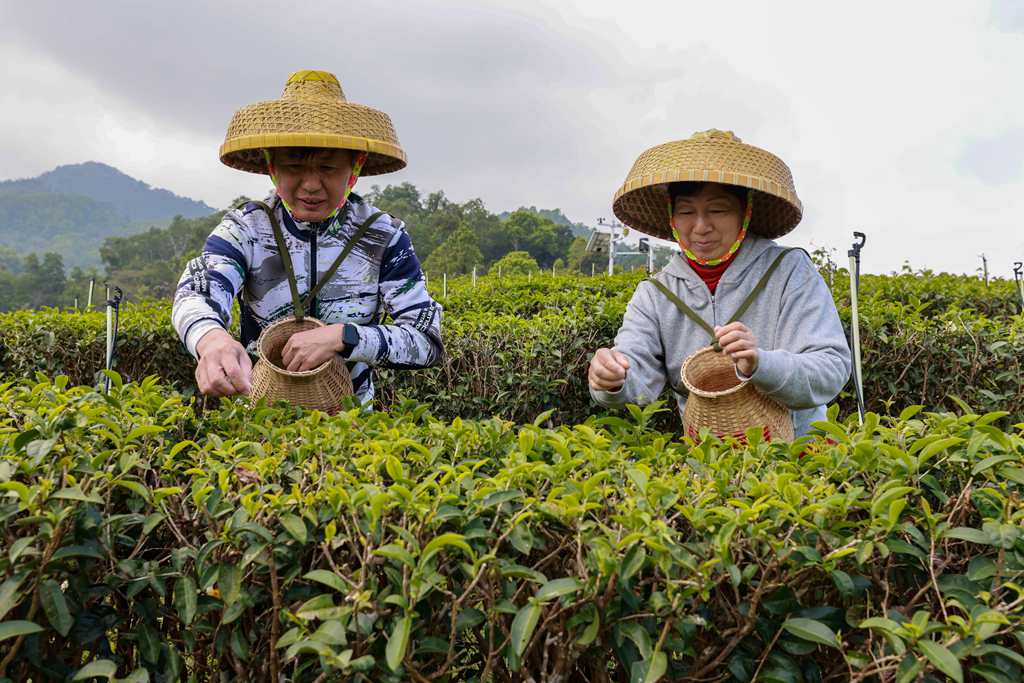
[588,129,851,437]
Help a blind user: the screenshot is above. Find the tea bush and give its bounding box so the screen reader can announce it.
[1,277,1022,423]
[0,375,1022,681]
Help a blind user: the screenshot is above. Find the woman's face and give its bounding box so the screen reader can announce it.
[671,183,744,260]
[271,147,354,222]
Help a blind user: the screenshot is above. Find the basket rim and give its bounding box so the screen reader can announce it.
[680,346,749,399]
[256,316,337,378]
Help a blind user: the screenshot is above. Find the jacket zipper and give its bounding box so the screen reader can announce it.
[309,229,318,318]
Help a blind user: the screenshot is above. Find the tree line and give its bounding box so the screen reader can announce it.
[0,183,647,310]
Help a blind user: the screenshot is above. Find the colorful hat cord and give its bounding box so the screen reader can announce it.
[669,189,753,267]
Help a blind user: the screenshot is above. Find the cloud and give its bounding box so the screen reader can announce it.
[956,129,1024,186]
[0,0,1022,276]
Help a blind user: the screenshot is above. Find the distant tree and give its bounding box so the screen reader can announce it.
[492,251,540,276]
[501,210,573,268]
[566,236,588,271]
[422,224,483,277]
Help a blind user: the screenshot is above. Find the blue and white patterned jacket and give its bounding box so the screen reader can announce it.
[171,191,443,404]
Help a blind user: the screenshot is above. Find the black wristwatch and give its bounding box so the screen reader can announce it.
[340,323,360,359]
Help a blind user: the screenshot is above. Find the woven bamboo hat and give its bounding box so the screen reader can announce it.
[680,346,794,442]
[220,70,406,176]
[612,129,802,241]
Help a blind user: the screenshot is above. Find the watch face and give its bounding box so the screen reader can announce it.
[344,324,360,349]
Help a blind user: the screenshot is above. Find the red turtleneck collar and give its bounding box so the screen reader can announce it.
[686,256,732,294]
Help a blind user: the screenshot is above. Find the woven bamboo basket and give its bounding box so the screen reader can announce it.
[251,317,353,414]
[680,346,794,442]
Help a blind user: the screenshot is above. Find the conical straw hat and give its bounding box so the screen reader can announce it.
[220,70,406,176]
[612,129,802,241]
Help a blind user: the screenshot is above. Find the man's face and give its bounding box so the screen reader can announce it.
[270,147,354,222]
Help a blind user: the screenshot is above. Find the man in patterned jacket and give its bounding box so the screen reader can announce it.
[172,70,441,403]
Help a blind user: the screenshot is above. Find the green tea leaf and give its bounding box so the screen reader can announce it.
[511,600,542,657]
[917,639,962,683]
[386,614,412,671]
[280,513,308,543]
[304,569,347,593]
[0,573,27,620]
[174,576,197,626]
[72,659,118,680]
[781,618,838,649]
[0,619,43,642]
[40,579,73,637]
[536,577,581,602]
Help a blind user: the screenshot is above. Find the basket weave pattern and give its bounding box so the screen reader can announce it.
[220,70,406,176]
[680,346,794,442]
[251,318,353,414]
[612,130,802,241]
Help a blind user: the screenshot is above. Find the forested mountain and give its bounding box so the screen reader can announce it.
[0,162,216,269]
[0,181,613,310]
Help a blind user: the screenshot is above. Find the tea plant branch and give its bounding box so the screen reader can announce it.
[268,548,282,683]
[928,534,949,621]
[0,519,68,676]
[749,624,784,683]
[689,564,777,679]
[431,521,521,680]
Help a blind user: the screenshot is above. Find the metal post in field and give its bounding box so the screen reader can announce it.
[848,232,867,424]
[87,278,95,310]
[443,273,448,299]
[1014,262,1024,314]
[472,266,477,287]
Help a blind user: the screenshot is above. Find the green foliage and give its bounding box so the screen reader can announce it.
[490,252,541,277]
[422,224,484,277]
[1,269,1022,426]
[0,376,1022,681]
[99,212,227,299]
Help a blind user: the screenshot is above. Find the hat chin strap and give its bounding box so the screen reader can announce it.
[261,149,369,221]
[669,189,753,267]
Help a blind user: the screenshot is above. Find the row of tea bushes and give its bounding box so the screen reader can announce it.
[1,297,1022,424]
[0,376,1022,681]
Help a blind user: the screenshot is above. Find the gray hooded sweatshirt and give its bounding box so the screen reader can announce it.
[591,234,852,436]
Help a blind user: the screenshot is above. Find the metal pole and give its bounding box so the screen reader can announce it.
[87,278,95,310]
[443,273,447,299]
[848,232,867,424]
[602,225,610,276]
[472,266,477,287]
[1014,262,1024,314]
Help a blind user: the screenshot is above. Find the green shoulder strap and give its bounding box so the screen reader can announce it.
[648,248,806,350]
[250,200,383,321]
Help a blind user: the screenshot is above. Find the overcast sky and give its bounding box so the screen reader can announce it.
[1,0,1022,276]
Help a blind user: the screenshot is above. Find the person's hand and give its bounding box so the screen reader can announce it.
[195,329,252,397]
[715,322,759,377]
[588,348,631,392]
[281,324,344,372]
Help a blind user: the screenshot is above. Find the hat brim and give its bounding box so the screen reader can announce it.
[220,99,407,176]
[613,176,802,241]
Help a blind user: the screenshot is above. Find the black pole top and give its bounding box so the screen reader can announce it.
[848,231,866,258]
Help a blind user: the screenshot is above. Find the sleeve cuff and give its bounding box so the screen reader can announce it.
[744,349,789,394]
[345,325,381,365]
[184,319,225,359]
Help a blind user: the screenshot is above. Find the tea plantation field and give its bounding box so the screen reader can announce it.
[0,268,1022,681]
